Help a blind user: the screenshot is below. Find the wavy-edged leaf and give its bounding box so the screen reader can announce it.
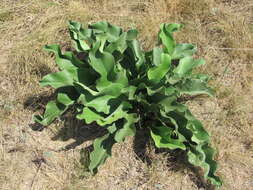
[114,113,138,142]
[176,79,215,96]
[152,47,163,66]
[105,32,128,53]
[44,44,87,69]
[148,53,171,83]
[89,133,115,174]
[89,21,108,32]
[128,39,145,72]
[74,81,99,96]
[172,43,197,59]
[121,85,137,100]
[158,96,187,113]
[69,20,81,31]
[33,92,74,126]
[33,101,61,126]
[158,23,183,54]
[40,68,96,89]
[167,109,221,186]
[192,74,211,82]
[89,50,115,76]
[96,101,132,126]
[40,69,75,88]
[187,119,210,144]
[77,107,103,124]
[107,124,117,134]
[126,29,138,41]
[86,95,115,114]
[150,125,186,150]
[57,92,75,106]
[69,21,92,51]
[187,144,222,187]
[107,23,122,42]
[174,57,205,76]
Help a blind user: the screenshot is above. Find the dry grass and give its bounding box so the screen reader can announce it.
[0,0,253,189]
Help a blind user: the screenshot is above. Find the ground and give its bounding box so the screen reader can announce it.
[0,0,253,189]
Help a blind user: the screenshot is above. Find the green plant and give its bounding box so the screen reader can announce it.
[33,21,222,187]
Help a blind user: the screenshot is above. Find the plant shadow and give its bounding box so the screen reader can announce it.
[52,111,107,151]
[24,93,213,189]
[24,92,56,112]
[24,92,106,150]
[133,126,214,190]
[160,149,214,190]
[133,126,152,165]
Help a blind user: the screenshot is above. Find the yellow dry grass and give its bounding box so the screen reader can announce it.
[0,0,253,189]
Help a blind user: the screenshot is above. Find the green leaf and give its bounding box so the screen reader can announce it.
[96,101,132,126]
[176,79,215,96]
[33,92,75,126]
[107,23,122,42]
[148,53,171,83]
[158,23,182,54]
[89,21,108,32]
[77,107,103,124]
[44,44,86,69]
[89,133,115,174]
[192,74,211,82]
[105,32,127,53]
[57,92,75,106]
[114,113,138,142]
[187,119,210,144]
[79,40,91,51]
[121,85,137,100]
[187,144,222,187]
[172,43,197,59]
[150,125,186,150]
[173,57,205,76]
[152,47,163,66]
[128,39,145,72]
[107,124,117,134]
[89,51,114,76]
[40,68,96,89]
[68,21,92,51]
[74,81,99,96]
[86,95,115,114]
[40,69,75,88]
[126,29,138,40]
[69,20,81,31]
[113,69,128,86]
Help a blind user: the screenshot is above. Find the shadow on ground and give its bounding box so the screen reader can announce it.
[24,93,214,190]
[134,126,214,190]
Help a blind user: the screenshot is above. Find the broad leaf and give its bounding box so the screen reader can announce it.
[77,107,103,124]
[89,133,115,174]
[150,126,186,150]
[33,91,75,126]
[176,79,215,96]
[187,144,222,187]
[148,53,171,83]
[114,113,138,142]
[158,23,182,54]
[174,57,205,76]
[40,68,96,88]
[172,43,197,59]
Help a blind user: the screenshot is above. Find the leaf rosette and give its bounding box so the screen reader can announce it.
[33,21,222,187]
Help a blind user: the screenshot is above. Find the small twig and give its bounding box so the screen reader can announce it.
[207,47,253,51]
[30,156,43,190]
